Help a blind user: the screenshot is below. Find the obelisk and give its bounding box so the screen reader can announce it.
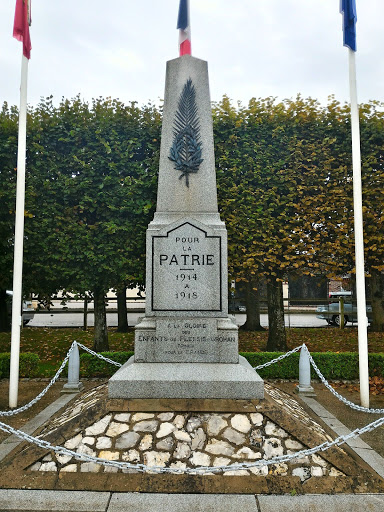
[109,55,263,399]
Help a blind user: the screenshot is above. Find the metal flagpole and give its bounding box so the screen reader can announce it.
[9,0,31,408]
[348,48,369,408]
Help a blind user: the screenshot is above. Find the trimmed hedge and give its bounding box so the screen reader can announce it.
[240,352,384,380]
[0,352,40,378]
[80,351,134,377]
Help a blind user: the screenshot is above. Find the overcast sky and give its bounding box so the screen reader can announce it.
[1,1,384,109]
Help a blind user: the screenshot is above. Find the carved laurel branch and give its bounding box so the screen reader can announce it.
[169,78,203,187]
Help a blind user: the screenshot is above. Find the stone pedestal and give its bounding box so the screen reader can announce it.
[108,55,263,400]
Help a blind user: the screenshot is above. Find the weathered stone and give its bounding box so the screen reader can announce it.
[233,447,261,460]
[212,457,231,467]
[205,439,235,456]
[77,444,96,457]
[311,454,328,467]
[311,466,325,476]
[156,436,174,451]
[249,428,263,448]
[143,451,170,467]
[105,421,129,437]
[174,430,191,443]
[158,412,174,421]
[64,433,82,450]
[173,414,186,428]
[189,451,211,467]
[98,450,120,461]
[83,436,95,446]
[265,420,288,438]
[55,454,73,465]
[270,463,288,476]
[329,467,345,477]
[29,462,41,471]
[292,467,311,482]
[224,467,249,476]
[114,413,131,422]
[122,450,140,463]
[96,436,112,450]
[186,417,201,432]
[40,462,57,472]
[206,415,227,436]
[115,432,140,450]
[104,466,119,473]
[250,413,263,426]
[231,414,252,433]
[60,464,78,473]
[191,428,206,450]
[132,413,155,422]
[85,415,111,436]
[42,454,52,462]
[80,462,102,473]
[139,434,153,451]
[133,420,158,432]
[285,439,304,450]
[249,465,268,476]
[156,422,175,438]
[174,442,191,460]
[263,438,283,458]
[169,461,187,472]
[222,427,246,445]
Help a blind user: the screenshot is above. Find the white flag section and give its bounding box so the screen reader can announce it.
[347,49,370,408]
[9,54,29,409]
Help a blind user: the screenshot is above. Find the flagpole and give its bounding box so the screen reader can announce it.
[348,48,369,408]
[9,53,29,409]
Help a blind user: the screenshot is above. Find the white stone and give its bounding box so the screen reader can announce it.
[224,469,249,476]
[190,451,211,467]
[230,414,252,433]
[139,434,153,451]
[233,447,261,460]
[114,413,131,422]
[104,466,119,473]
[288,452,310,464]
[207,415,227,436]
[250,413,263,426]
[222,427,246,445]
[42,454,52,462]
[96,436,113,449]
[329,467,345,477]
[83,436,95,446]
[263,438,284,458]
[77,444,96,457]
[249,465,268,476]
[132,413,154,422]
[105,421,129,437]
[64,433,83,450]
[265,421,288,438]
[29,462,41,471]
[169,461,187,472]
[55,454,73,465]
[311,466,324,477]
[133,420,158,432]
[270,463,288,476]
[292,467,311,482]
[158,412,174,421]
[156,422,176,438]
[173,414,186,428]
[143,451,170,467]
[122,450,140,462]
[99,450,120,461]
[80,462,101,473]
[156,436,174,451]
[186,417,201,432]
[40,462,57,472]
[85,415,111,436]
[174,430,191,442]
[115,432,140,449]
[174,442,191,460]
[213,457,231,467]
[285,439,304,450]
[60,464,78,473]
[205,439,235,456]
[311,454,328,467]
[191,428,206,450]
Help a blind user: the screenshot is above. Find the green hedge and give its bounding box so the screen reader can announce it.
[80,351,134,377]
[240,352,384,380]
[0,352,40,378]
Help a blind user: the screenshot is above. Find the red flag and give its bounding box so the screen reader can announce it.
[13,0,31,59]
[177,0,191,56]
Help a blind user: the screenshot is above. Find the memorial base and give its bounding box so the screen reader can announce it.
[108,355,264,399]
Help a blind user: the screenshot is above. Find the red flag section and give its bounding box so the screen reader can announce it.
[13,0,31,59]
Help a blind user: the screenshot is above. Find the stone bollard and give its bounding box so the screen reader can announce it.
[61,342,84,393]
[296,346,316,396]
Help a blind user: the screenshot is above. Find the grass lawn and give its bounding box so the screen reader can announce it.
[0,326,383,377]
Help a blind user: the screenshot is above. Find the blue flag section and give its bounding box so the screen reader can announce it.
[177,0,188,30]
[341,0,357,51]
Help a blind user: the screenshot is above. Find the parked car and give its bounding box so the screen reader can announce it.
[316,302,372,326]
[6,291,35,325]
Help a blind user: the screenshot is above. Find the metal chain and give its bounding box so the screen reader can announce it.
[253,344,303,370]
[303,345,384,414]
[0,342,76,417]
[0,413,383,474]
[76,342,122,367]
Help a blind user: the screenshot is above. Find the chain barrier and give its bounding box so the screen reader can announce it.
[0,413,383,474]
[75,342,122,367]
[0,342,76,417]
[253,344,303,370]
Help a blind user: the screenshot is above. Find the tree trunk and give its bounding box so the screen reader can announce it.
[117,287,129,332]
[370,268,384,332]
[266,277,287,351]
[0,289,10,332]
[83,296,88,331]
[93,289,109,351]
[240,278,265,331]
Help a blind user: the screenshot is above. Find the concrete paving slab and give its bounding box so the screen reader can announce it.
[0,490,111,512]
[258,494,384,512]
[108,493,258,511]
[300,396,336,418]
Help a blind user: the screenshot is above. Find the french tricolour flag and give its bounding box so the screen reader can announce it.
[177,0,191,56]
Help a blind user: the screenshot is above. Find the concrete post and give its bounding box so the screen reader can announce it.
[296,346,316,396]
[62,342,84,393]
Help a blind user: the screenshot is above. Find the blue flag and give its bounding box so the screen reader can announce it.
[340,0,357,51]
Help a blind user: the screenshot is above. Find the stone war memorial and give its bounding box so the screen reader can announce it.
[108,54,264,400]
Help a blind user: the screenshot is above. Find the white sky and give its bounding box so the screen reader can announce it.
[1,1,384,109]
